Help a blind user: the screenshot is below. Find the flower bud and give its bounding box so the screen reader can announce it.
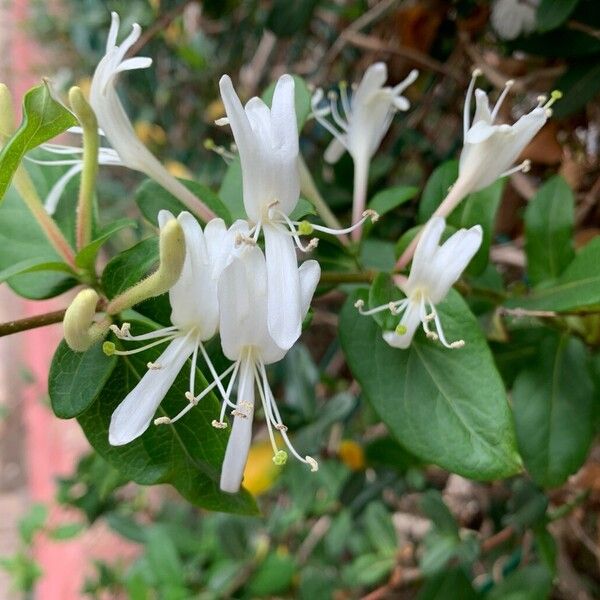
[63,289,110,352]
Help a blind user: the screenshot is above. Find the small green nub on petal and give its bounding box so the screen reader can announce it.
[273,450,288,466]
[103,341,116,356]
[395,324,407,335]
[298,221,314,236]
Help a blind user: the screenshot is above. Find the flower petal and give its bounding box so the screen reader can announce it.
[298,259,320,317]
[382,300,421,349]
[407,217,445,291]
[220,357,255,493]
[108,335,196,446]
[264,224,302,350]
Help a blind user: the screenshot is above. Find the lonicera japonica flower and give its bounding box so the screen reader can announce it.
[358,216,482,349]
[491,0,539,41]
[107,211,234,445]
[214,228,320,493]
[218,73,374,350]
[311,62,418,239]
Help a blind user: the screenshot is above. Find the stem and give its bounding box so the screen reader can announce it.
[548,490,589,522]
[13,167,77,269]
[297,155,348,244]
[69,87,99,251]
[0,308,66,338]
[395,179,470,271]
[351,155,369,242]
[320,270,375,284]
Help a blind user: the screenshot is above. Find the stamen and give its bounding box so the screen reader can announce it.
[109,323,179,342]
[395,324,408,335]
[211,420,228,429]
[500,159,531,178]
[490,79,514,123]
[253,362,280,457]
[146,362,162,370]
[231,409,248,418]
[235,232,257,247]
[544,90,562,110]
[429,304,465,349]
[274,423,288,432]
[355,298,408,317]
[339,80,352,119]
[464,68,482,138]
[305,456,319,472]
[203,138,236,163]
[188,335,200,400]
[154,416,171,425]
[110,323,131,338]
[328,91,349,132]
[311,89,348,146]
[298,221,314,236]
[214,117,229,126]
[392,69,419,95]
[105,334,178,356]
[297,209,379,236]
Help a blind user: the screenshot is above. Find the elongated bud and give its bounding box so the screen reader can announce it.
[106,218,186,315]
[63,289,111,352]
[0,84,15,138]
[69,86,97,128]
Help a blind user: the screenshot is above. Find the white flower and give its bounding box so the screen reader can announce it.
[491,0,539,41]
[358,217,482,349]
[218,74,374,349]
[108,211,234,445]
[311,63,418,238]
[88,12,214,221]
[215,236,320,493]
[459,70,558,194]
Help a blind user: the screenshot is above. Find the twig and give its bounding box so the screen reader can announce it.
[343,31,461,80]
[297,515,332,564]
[575,174,600,225]
[481,525,515,553]
[0,309,66,338]
[316,0,402,82]
[127,1,191,57]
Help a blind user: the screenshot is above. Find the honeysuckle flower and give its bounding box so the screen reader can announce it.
[107,210,234,446]
[491,0,539,41]
[311,63,418,239]
[396,71,559,270]
[218,74,375,350]
[358,217,482,349]
[212,234,320,493]
[88,12,214,222]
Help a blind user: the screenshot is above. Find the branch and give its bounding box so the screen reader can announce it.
[319,270,376,284]
[0,309,66,338]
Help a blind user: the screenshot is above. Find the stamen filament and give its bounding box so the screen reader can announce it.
[464,68,482,138]
[491,80,514,123]
[111,334,178,356]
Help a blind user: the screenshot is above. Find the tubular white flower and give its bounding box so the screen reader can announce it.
[491,0,539,41]
[458,70,557,194]
[89,12,214,221]
[311,63,418,238]
[216,240,320,493]
[359,217,482,350]
[218,74,374,349]
[108,211,235,446]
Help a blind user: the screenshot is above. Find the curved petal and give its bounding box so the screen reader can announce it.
[354,62,387,107]
[108,335,195,445]
[382,300,421,349]
[264,224,302,350]
[472,89,493,125]
[465,120,496,144]
[270,74,298,157]
[298,259,321,317]
[407,217,446,291]
[324,137,347,164]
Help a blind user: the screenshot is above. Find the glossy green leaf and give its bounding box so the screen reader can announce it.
[0,186,76,299]
[553,60,600,117]
[49,340,117,419]
[339,288,521,480]
[512,332,595,488]
[418,160,458,223]
[76,321,257,514]
[0,258,74,284]
[247,552,296,596]
[417,568,480,600]
[75,218,137,272]
[506,237,600,311]
[135,178,231,225]
[487,565,552,600]
[266,0,319,38]
[0,82,77,202]
[524,176,574,284]
[537,0,579,32]
[368,185,418,217]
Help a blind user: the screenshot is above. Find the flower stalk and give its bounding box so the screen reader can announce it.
[69,86,99,250]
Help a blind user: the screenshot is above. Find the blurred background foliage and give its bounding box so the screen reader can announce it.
[2,0,599,597]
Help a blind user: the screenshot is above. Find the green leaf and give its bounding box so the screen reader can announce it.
[0,186,77,299]
[0,82,77,202]
[49,340,117,419]
[48,523,85,540]
[512,332,595,488]
[261,75,312,128]
[448,179,504,275]
[145,526,185,587]
[418,160,458,223]
[418,568,480,600]
[75,218,136,272]
[218,157,246,221]
[553,60,600,117]
[135,178,231,225]
[537,0,580,32]
[247,552,296,596]
[524,176,574,284]
[101,237,159,299]
[368,185,418,217]
[19,503,48,545]
[76,321,257,514]
[487,565,552,600]
[342,553,395,587]
[289,197,317,221]
[418,160,504,275]
[266,0,319,38]
[0,258,74,284]
[363,502,397,555]
[339,288,521,480]
[421,491,458,535]
[506,237,600,311]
